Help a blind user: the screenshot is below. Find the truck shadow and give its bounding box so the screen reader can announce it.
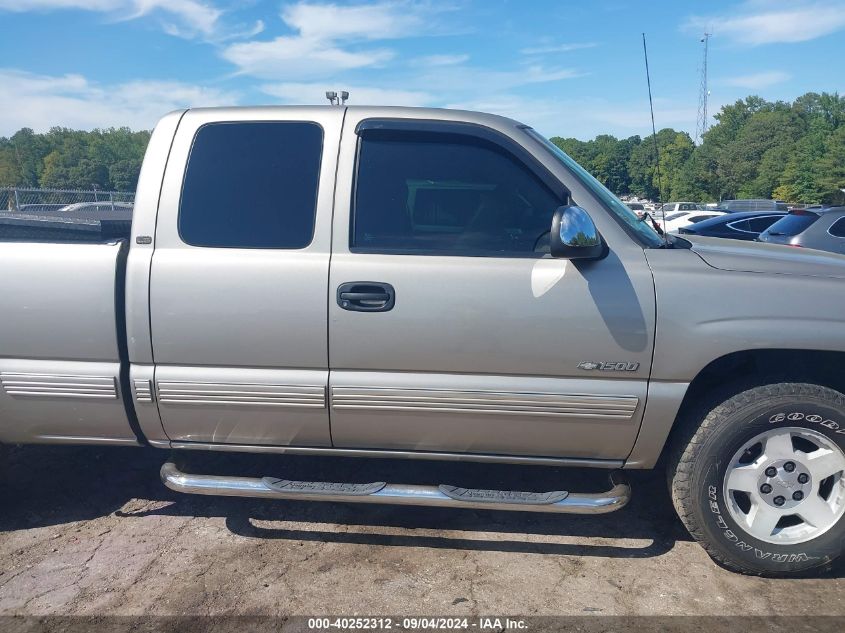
[1,444,688,560]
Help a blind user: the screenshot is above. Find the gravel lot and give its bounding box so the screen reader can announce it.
[1,444,844,618]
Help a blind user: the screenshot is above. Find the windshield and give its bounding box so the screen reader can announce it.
[525,129,664,248]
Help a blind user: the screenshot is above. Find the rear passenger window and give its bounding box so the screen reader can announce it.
[747,216,780,232]
[728,219,751,232]
[180,121,322,248]
[829,218,845,238]
[352,132,561,255]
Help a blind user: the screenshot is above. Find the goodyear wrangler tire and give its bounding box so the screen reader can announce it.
[669,382,845,576]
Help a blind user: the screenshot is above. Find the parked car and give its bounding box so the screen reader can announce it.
[0,201,134,241]
[55,201,134,216]
[658,209,727,233]
[757,207,845,255]
[2,106,845,577]
[676,210,786,240]
[660,201,700,214]
[624,202,645,216]
[720,199,789,213]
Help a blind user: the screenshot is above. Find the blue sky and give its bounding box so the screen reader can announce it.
[1,0,843,139]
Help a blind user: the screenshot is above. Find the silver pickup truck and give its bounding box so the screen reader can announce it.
[2,106,845,577]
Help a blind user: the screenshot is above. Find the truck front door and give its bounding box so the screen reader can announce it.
[327,113,656,461]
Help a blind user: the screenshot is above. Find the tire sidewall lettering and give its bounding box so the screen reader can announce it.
[769,411,844,433]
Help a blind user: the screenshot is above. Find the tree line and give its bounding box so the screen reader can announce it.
[553,92,845,205]
[0,127,151,192]
[1,91,843,205]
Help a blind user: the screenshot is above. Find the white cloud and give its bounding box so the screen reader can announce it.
[0,1,120,8]
[685,1,845,45]
[281,1,427,41]
[224,39,394,78]
[520,42,598,55]
[444,94,699,139]
[0,68,237,135]
[0,0,264,40]
[127,0,220,36]
[415,63,583,92]
[261,82,433,106]
[723,70,791,89]
[411,54,470,67]
[221,1,444,79]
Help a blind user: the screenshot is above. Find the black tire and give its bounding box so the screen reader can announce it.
[668,382,845,576]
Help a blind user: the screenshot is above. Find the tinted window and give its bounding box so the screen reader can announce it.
[728,219,751,232]
[746,215,782,232]
[829,217,845,238]
[353,134,561,255]
[180,121,322,248]
[765,212,819,237]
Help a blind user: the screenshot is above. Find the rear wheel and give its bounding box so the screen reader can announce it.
[669,382,845,576]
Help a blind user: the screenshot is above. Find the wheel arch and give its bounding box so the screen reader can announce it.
[626,348,845,469]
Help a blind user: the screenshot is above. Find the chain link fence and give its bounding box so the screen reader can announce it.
[0,187,135,242]
[1,187,135,213]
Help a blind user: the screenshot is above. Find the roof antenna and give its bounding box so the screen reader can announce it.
[642,33,668,245]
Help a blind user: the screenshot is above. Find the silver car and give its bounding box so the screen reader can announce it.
[758,207,845,255]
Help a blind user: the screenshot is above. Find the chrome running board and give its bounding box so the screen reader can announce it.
[160,462,630,514]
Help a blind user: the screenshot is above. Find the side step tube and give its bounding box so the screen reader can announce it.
[160,462,630,514]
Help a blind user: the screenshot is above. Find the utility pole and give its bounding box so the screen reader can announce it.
[695,32,711,144]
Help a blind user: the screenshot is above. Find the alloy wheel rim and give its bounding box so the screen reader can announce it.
[723,426,845,545]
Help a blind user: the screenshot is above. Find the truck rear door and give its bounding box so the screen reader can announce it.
[148,108,342,446]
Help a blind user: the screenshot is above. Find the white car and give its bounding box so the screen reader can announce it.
[660,202,700,214]
[658,209,727,233]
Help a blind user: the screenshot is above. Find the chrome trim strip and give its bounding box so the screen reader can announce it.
[166,441,623,469]
[34,435,140,446]
[331,387,638,418]
[161,462,630,514]
[0,372,117,399]
[156,381,326,408]
[133,379,153,403]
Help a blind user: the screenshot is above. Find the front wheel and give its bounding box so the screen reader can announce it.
[669,382,845,576]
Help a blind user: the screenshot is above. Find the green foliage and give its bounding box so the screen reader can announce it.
[1,91,843,205]
[551,91,845,205]
[0,127,150,190]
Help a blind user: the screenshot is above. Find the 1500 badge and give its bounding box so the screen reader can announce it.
[578,361,640,372]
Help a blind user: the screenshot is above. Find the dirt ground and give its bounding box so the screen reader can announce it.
[1,444,843,617]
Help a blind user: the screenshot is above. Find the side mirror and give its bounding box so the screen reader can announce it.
[550,205,607,260]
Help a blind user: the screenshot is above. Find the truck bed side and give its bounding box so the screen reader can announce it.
[0,241,139,444]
